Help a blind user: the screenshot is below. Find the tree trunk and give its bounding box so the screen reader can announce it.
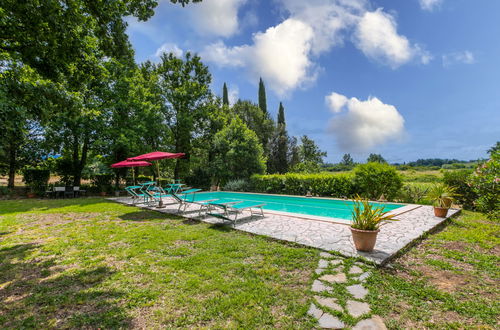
[7,142,17,188]
[71,135,89,187]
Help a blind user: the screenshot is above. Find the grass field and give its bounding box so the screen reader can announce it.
[1,198,498,328]
[367,211,500,329]
[0,198,318,328]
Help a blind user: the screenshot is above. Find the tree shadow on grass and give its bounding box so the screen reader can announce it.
[118,210,182,222]
[0,243,131,328]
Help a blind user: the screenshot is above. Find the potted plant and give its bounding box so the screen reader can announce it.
[350,196,396,252]
[427,184,457,217]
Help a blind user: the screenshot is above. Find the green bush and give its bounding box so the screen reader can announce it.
[353,162,402,201]
[397,183,430,204]
[250,172,355,197]
[91,174,114,193]
[22,167,51,196]
[469,150,499,219]
[442,169,477,209]
[223,179,250,192]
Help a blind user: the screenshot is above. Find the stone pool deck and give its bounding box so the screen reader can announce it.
[108,197,460,266]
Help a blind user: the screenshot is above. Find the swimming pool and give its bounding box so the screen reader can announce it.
[186,191,405,221]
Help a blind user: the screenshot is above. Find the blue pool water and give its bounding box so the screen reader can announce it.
[183,191,404,220]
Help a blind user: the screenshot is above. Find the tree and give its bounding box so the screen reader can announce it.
[268,102,289,173]
[341,153,354,167]
[353,162,403,201]
[232,100,274,153]
[299,135,327,165]
[222,82,229,106]
[156,52,212,179]
[367,153,387,164]
[210,117,266,186]
[488,141,500,155]
[258,78,267,115]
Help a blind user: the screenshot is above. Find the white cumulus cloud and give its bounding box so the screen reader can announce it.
[202,18,316,96]
[442,51,475,67]
[354,9,428,68]
[419,0,443,11]
[202,1,430,95]
[325,92,348,113]
[327,92,405,151]
[190,0,246,37]
[155,43,184,58]
[228,85,239,106]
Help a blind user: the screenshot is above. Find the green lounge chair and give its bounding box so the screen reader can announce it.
[207,200,266,225]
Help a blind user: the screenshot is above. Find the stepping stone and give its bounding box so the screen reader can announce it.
[359,272,370,282]
[320,251,333,258]
[320,273,347,283]
[346,300,370,318]
[347,284,369,299]
[330,259,342,266]
[307,303,324,319]
[315,268,326,275]
[314,296,342,312]
[349,265,363,274]
[312,280,333,293]
[318,259,329,268]
[352,316,387,330]
[318,312,345,329]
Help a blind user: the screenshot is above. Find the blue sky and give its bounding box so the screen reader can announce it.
[126,0,500,163]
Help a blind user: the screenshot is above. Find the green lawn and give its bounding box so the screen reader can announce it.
[0,198,318,328]
[366,211,500,329]
[1,199,498,329]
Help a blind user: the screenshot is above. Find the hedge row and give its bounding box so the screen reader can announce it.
[250,173,356,197]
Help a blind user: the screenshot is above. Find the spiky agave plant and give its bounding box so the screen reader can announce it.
[427,184,458,208]
[351,196,397,231]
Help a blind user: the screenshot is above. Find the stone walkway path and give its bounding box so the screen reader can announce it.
[308,252,386,329]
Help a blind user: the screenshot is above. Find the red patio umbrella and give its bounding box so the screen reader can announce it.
[127,151,185,183]
[111,160,152,184]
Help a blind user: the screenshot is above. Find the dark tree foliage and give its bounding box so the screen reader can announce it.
[268,102,289,173]
[299,135,327,165]
[488,141,500,155]
[341,153,354,167]
[258,78,268,115]
[367,153,387,164]
[232,100,274,155]
[406,158,467,167]
[156,52,212,179]
[222,83,229,106]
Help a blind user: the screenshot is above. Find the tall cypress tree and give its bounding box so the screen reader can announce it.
[258,77,267,115]
[267,102,289,173]
[222,82,229,106]
[277,102,285,125]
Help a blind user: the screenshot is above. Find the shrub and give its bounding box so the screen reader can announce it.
[0,186,11,197]
[469,150,499,219]
[397,183,429,204]
[91,174,114,193]
[353,162,402,201]
[223,179,250,192]
[250,172,355,197]
[22,167,51,196]
[442,169,477,209]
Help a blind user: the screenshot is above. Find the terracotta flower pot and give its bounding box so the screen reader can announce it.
[100,192,107,197]
[433,207,449,217]
[350,227,380,252]
[27,193,36,198]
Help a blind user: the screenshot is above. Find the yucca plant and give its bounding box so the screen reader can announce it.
[427,184,457,208]
[350,196,397,231]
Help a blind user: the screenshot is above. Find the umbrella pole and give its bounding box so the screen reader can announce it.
[156,161,165,208]
[132,168,135,185]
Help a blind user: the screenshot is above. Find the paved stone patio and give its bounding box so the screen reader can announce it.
[108,196,460,265]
